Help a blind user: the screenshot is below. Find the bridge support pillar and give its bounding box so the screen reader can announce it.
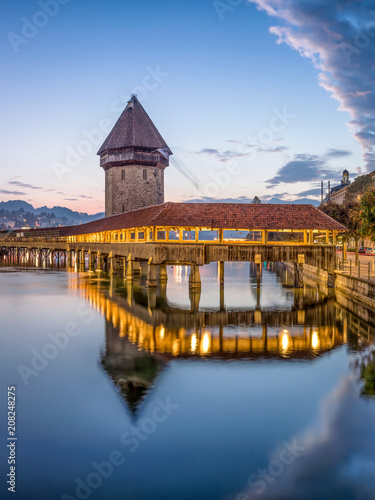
[118,257,126,279]
[262,324,268,351]
[75,249,80,267]
[159,264,168,282]
[147,257,157,287]
[220,285,225,311]
[147,288,157,308]
[109,274,115,298]
[96,252,103,273]
[256,263,262,288]
[159,280,167,303]
[219,261,224,286]
[189,288,201,312]
[133,261,141,275]
[109,253,116,275]
[219,262,225,310]
[294,263,303,288]
[126,256,134,282]
[88,251,95,273]
[80,250,85,271]
[189,263,201,289]
[126,281,134,306]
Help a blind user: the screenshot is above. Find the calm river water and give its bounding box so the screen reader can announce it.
[1,260,375,500]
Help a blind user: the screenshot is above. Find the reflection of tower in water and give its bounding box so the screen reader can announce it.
[102,319,165,412]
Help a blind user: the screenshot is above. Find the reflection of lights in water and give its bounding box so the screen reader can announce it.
[312,331,320,350]
[201,333,210,354]
[172,340,180,356]
[173,265,183,283]
[191,333,197,352]
[281,333,289,351]
[67,273,344,359]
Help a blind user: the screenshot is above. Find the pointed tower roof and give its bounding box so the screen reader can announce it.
[97,95,172,155]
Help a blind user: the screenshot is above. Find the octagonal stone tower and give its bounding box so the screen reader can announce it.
[98,95,172,217]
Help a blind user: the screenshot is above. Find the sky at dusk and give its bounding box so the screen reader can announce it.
[1,0,375,213]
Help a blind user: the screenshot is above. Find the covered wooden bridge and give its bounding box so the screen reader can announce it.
[1,202,345,288]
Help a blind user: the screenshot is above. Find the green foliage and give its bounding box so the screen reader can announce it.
[361,351,375,398]
[320,174,375,242]
[359,189,375,241]
[344,173,372,203]
[319,200,360,241]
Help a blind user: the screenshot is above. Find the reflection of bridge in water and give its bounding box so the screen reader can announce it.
[66,269,375,411]
[70,273,346,361]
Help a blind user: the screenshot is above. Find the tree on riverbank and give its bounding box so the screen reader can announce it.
[344,173,373,203]
[361,350,375,399]
[321,200,362,260]
[359,189,375,242]
[319,173,375,262]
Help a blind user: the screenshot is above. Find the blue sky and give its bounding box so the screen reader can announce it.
[1,0,373,213]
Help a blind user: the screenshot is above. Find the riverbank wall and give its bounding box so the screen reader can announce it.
[334,272,375,310]
[286,262,375,311]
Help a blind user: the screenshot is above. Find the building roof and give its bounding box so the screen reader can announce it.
[65,202,346,236]
[97,95,172,155]
[330,183,349,195]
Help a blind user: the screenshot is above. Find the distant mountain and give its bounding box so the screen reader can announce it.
[0,200,104,222]
[33,205,104,222]
[265,197,320,206]
[0,200,35,212]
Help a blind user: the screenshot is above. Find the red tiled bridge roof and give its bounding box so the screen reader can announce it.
[63,202,345,236]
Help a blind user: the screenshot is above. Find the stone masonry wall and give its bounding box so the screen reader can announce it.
[335,272,375,309]
[105,165,164,217]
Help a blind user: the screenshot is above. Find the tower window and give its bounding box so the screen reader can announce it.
[122,204,125,212]
[143,169,147,180]
[121,169,125,180]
